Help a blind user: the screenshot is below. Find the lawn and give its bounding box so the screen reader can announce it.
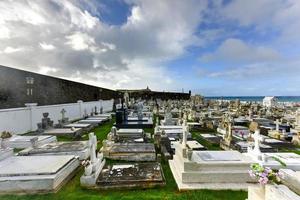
[0,117,247,200]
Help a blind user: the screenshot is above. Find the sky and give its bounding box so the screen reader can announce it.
[0,0,300,96]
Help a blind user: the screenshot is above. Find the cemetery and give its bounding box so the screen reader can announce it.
[1,97,300,200]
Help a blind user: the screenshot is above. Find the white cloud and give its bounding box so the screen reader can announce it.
[200,38,281,64]
[65,32,95,51]
[3,46,24,54]
[39,42,56,50]
[0,0,207,91]
[38,66,58,74]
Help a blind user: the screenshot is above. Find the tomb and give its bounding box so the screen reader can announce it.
[96,163,165,189]
[219,114,234,150]
[116,128,145,142]
[19,140,90,160]
[64,123,93,131]
[268,119,293,141]
[169,124,254,190]
[101,141,156,161]
[245,130,300,170]
[115,101,153,129]
[0,150,79,193]
[2,135,57,149]
[234,141,274,153]
[200,133,222,145]
[78,119,104,125]
[42,127,82,138]
[55,109,69,128]
[248,168,300,200]
[86,116,110,122]
[169,143,254,190]
[248,183,300,200]
[37,112,54,132]
[80,133,105,187]
[186,140,206,150]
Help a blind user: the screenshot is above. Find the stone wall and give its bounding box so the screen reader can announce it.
[0,65,119,109]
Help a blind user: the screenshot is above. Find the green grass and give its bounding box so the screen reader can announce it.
[191,131,222,150]
[0,117,247,200]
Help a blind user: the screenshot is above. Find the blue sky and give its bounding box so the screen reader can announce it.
[0,0,300,96]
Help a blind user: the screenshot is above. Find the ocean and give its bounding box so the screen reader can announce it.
[204,96,300,103]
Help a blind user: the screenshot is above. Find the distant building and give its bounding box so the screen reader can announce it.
[263,96,277,108]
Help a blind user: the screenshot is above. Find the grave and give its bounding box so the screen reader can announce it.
[115,101,153,129]
[78,119,104,125]
[169,143,254,190]
[116,128,145,141]
[0,150,79,193]
[37,112,54,133]
[96,163,165,189]
[169,124,254,190]
[260,135,293,148]
[219,114,234,150]
[200,133,222,145]
[80,133,105,187]
[42,127,82,138]
[268,119,293,141]
[55,109,69,128]
[248,183,300,200]
[19,140,90,160]
[245,130,300,170]
[234,141,274,153]
[2,135,57,149]
[248,168,300,200]
[101,141,156,161]
[87,116,110,122]
[64,123,93,131]
[186,140,206,150]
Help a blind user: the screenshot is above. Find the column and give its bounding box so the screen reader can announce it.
[25,103,38,132]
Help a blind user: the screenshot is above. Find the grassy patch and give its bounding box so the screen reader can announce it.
[0,117,247,200]
[191,131,221,150]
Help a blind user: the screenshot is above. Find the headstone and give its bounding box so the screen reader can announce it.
[37,112,54,132]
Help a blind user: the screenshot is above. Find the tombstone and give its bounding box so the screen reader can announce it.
[219,114,234,150]
[57,108,69,127]
[37,112,54,132]
[94,106,98,115]
[247,129,262,160]
[137,102,143,120]
[124,91,129,108]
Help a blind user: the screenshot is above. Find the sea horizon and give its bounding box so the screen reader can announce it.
[204,96,300,103]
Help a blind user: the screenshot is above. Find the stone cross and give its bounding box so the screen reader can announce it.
[182,120,188,148]
[61,108,66,120]
[275,119,280,132]
[89,132,97,165]
[252,129,262,156]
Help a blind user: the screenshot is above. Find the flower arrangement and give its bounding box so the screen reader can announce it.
[249,163,284,185]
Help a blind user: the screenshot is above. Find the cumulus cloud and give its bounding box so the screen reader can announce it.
[0,0,207,91]
[200,38,281,64]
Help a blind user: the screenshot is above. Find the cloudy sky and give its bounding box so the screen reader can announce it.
[0,0,300,96]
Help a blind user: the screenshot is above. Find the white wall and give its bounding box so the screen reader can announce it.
[0,99,114,135]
